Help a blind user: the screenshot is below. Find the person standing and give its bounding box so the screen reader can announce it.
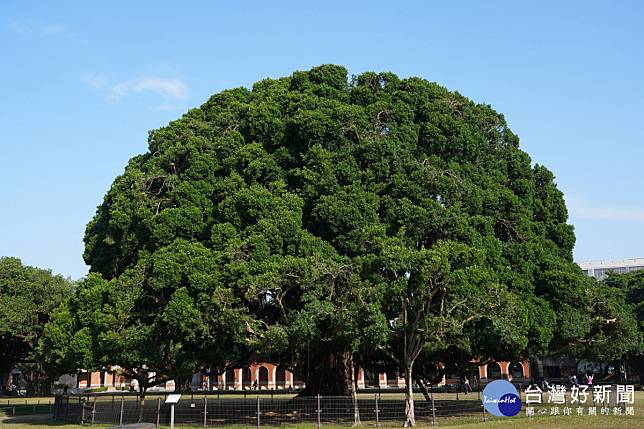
[463,376,471,394]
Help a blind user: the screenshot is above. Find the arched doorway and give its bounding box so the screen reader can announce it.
[275,365,287,389]
[292,369,304,388]
[242,367,252,389]
[364,369,380,387]
[509,362,524,380]
[487,362,502,380]
[258,366,269,389]
[225,368,236,389]
[386,370,399,387]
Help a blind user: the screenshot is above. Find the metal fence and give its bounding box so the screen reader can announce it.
[50,384,632,427]
[53,393,485,427]
[0,399,55,417]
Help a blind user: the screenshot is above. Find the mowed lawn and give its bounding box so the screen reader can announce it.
[1,414,643,429]
[1,392,643,429]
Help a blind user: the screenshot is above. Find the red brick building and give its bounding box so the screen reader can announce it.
[72,359,529,391]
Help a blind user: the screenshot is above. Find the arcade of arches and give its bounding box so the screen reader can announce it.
[74,360,529,390]
[192,360,529,390]
[479,361,530,381]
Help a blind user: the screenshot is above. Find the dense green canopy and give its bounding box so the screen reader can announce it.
[0,257,72,393]
[597,271,644,378]
[46,64,635,423]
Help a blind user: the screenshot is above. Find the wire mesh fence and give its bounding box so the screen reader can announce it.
[0,399,55,417]
[51,384,631,427]
[53,393,486,427]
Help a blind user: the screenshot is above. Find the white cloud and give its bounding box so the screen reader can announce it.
[108,77,188,105]
[7,21,65,35]
[156,102,178,111]
[82,73,108,89]
[42,24,66,34]
[570,205,644,223]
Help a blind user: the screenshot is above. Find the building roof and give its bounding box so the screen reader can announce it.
[577,258,644,270]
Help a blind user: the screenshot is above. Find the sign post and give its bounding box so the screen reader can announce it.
[165,394,182,429]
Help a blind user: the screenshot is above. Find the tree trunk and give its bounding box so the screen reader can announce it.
[299,349,353,396]
[403,365,415,427]
[351,357,361,426]
[174,375,191,393]
[414,375,431,402]
[3,372,13,392]
[138,386,147,422]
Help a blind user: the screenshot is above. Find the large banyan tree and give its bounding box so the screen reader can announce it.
[79,65,633,425]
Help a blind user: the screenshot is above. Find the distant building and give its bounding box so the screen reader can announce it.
[577,258,644,280]
[60,359,530,393]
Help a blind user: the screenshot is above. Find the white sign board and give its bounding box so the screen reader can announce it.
[166,394,182,404]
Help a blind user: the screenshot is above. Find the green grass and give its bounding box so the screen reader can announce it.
[0,404,54,418]
[1,416,643,429]
[0,398,54,406]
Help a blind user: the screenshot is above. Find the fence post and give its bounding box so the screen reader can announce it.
[91,399,96,425]
[256,397,261,429]
[316,394,321,429]
[431,384,436,426]
[203,396,208,428]
[119,395,124,426]
[65,396,70,422]
[477,376,481,401]
[81,399,86,424]
[156,397,161,429]
[622,383,627,412]
[482,401,487,422]
[374,394,380,428]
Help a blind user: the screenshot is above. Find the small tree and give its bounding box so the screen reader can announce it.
[583,272,643,379]
[362,240,516,426]
[0,257,72,393]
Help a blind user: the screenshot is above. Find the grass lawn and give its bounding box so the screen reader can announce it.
[0,414,643,429]
[1,413,642,429]
[0,399,55,406]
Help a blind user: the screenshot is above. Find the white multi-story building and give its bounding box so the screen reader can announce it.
[577,258,644,280]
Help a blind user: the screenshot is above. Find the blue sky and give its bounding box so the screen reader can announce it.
[1,1,643,279]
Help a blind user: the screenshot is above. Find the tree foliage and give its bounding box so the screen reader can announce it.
[51,65,624,423]
[0,257,72,393]
[596,271,644,378]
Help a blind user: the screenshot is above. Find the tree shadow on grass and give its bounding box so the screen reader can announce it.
[0,414,83,426]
